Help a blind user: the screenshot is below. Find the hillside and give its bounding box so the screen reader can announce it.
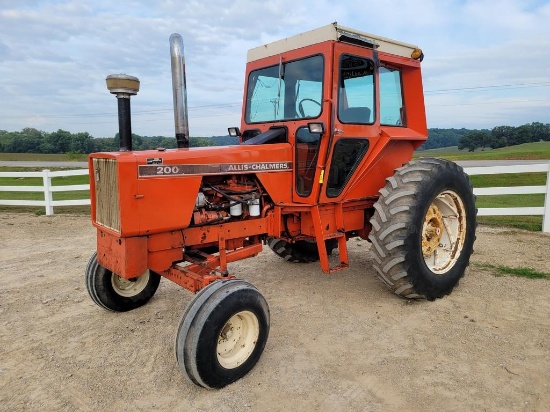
[416,141,550,161]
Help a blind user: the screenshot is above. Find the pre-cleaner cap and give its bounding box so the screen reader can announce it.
[106,74,140,95]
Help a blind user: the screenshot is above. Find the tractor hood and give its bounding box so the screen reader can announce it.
[89,143,292,237]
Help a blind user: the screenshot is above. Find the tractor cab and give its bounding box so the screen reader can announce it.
[235,23,427,205]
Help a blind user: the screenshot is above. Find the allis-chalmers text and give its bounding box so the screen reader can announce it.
[138,162,292,177]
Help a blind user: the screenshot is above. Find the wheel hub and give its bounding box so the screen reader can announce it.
[422,205,444,257]
[217,311,259,370]
[421,190,467,274]
[111,271,149,297]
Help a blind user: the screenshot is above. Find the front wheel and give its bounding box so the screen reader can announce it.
[368,158,476,300]
[175,279,270,389]
[85,252,161,312]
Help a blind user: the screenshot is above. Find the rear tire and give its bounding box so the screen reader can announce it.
[175,279,270,389]
[368,158,476,300]
[85,252,161,312]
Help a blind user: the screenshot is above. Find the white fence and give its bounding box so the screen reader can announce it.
[0,164,549,232]
[0,169,90,215]
[463,163,550,233]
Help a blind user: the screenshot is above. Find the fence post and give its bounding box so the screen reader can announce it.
[543,162,550,234]
[42,169,54,216]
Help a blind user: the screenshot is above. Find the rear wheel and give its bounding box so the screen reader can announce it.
[85,252,161,312]
[175,279,270,389]
[368,158,476,300]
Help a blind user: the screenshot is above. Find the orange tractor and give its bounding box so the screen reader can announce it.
[86,23,476,388]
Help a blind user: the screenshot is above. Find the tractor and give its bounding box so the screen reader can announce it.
[85,23,476,389]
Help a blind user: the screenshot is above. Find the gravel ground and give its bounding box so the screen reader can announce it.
[1,213,549,412]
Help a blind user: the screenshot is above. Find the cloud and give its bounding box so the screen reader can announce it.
[0,0,549,138]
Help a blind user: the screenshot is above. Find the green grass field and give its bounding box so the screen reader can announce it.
[0,152,88,162]
[467,173,546,232]
[0,165,90,214]
[416,141,550,160]
[469,172,546,214]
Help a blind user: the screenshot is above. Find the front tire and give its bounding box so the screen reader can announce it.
[368,158,476,300]
[175,279,270,389]
[85,252,161,312]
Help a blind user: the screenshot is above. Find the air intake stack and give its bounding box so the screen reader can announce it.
[105,74,140,151]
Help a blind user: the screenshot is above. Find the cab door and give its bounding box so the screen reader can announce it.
[318,43,380,204]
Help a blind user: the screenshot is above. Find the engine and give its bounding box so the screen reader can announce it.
[192,175,263,226]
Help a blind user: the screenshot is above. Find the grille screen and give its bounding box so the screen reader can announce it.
[93,158,120,232]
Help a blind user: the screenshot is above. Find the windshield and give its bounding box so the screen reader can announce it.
[245,55,324,123]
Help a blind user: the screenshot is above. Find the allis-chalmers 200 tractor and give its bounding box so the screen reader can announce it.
[86,23,476,389]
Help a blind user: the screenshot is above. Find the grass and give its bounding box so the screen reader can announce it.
[471,172,547,231]
[475,263,550,280]
[468,172,546,202]
[417,141,550,160]
[476,216,542,232]
[468,172,547,187]
[0,153,88,161]
[0,205,90,215]
[475,193,544,208]
[0,166,90,208]
[0,190,89,201]
[0,170,88,186]
[0,171,89,201]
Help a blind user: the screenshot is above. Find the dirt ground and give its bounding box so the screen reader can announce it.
[1,212,549,412]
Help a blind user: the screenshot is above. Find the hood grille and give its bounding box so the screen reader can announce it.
[93,158,120,232]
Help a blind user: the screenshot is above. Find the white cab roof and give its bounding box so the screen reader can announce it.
[247,23,419,62]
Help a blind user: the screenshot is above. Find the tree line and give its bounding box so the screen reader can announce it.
[456,122,550,152]
[0,128,238,154]
[418,128,473,150]
[1,122,549,154]
[419,122,550,152]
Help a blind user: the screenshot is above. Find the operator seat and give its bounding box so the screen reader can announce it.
[340,107,371,123]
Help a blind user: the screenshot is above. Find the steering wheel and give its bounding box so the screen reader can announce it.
[298,98,321,118]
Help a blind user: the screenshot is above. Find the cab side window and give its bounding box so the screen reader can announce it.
[380,66,405,126]
[338,55,375,124]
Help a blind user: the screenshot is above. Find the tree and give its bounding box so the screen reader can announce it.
[514,125,532,145]
[529,122,550,142]
[17,128,44,153]
[69,132,93,153]
[42,129,72,153]
[91,137,117,152]
[458,130,492,152]
[418,128,474,150]
[492,125,515,146]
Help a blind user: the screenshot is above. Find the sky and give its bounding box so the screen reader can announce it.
[0,0,549,138]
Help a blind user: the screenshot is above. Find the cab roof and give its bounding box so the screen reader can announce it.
[247,23,420,63]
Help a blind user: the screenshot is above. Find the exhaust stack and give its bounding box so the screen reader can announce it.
[170,33,190,149]
[106,74,140,151]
